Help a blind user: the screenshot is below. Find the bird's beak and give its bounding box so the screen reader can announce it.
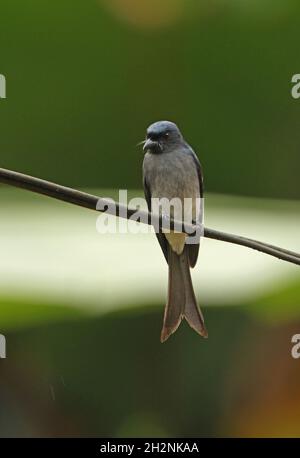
[136,140,146,147]
[143,138,162,154]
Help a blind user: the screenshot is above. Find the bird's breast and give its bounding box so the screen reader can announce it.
[143,150,200,255]
[144,150,199,205]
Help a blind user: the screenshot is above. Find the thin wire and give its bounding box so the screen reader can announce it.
[1,167,299,266]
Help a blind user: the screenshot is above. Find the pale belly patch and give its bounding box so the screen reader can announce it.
[164,231,186,255]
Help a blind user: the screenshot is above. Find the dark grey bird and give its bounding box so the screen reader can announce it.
[142,120,208,342]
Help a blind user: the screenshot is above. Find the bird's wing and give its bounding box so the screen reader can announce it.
[187,149,204,268]
[143,175,169,264]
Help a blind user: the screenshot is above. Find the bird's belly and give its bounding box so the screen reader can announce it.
[164,232,186,255]
[151,178,198,222]
[151,165,198,255]
[144,151,200,255]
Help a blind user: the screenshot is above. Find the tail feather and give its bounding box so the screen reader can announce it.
[181,249,208,338]
[161,246,207,342]
[160,247,185,342]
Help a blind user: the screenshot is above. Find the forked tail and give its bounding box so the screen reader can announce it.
[161,246,208,343]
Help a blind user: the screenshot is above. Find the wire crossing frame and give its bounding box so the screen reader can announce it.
[0,167,300,266]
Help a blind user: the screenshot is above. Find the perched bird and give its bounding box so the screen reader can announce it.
[143,121,207,342]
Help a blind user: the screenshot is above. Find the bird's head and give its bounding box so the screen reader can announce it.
[143,121,183,154]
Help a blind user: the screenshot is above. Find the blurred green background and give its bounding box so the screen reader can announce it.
[1,0,300,437]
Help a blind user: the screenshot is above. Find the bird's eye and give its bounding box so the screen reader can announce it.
[164,132,170,139]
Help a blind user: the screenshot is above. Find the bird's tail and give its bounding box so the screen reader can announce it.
[161,245,208,343]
